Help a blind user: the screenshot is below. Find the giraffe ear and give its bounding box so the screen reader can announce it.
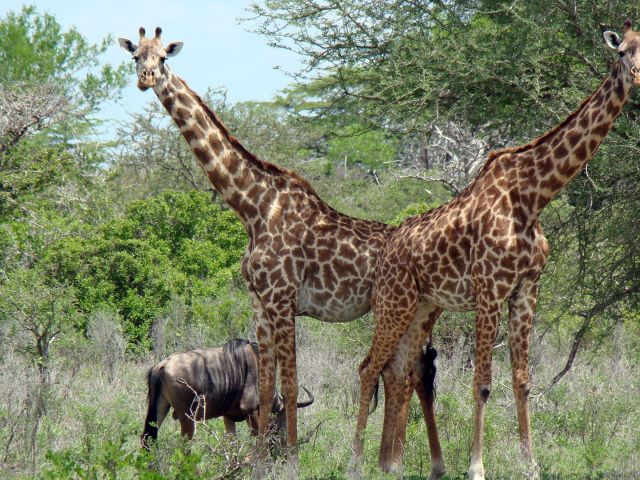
[165,42,183,57]
[118,38,137,54]
[603,31,622,50]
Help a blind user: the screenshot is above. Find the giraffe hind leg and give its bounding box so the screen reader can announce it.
[350,280,419,473]
[415,345,445,480]
[508,278,539,470]
[379,302,442,476]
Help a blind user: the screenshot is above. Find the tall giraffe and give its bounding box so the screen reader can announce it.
[117,27,444,477]
[351,22,640,480]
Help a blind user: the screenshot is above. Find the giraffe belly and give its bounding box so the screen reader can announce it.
[296,285,372,323]
[424,280,476,312]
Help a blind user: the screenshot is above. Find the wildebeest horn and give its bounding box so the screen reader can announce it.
[296,386,314,408]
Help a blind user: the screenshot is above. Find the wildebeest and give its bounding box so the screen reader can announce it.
[141,339,314,449]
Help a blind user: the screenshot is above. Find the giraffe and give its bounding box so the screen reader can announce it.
[117,27,445,477]
[350,21,640,480]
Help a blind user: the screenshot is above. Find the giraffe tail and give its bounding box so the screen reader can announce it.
[358,353,381,414]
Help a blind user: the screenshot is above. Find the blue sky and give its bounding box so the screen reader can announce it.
[1,1,302,132]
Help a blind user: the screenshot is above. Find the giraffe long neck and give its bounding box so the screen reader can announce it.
[519,62,633,220]
[152,67,267,230]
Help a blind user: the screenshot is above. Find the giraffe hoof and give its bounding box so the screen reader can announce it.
[380,458,403,475]
[428,463,446,480]
[347,453,365,480]
[468,464,485,480]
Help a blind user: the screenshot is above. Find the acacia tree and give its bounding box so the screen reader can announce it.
[251,0,640,381]
[0,5,128,224]
[0,269,79,469]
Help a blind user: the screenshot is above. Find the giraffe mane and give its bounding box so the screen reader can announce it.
[479,65,616,173]
[176,77,319,197]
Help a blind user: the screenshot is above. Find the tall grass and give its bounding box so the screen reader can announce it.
[0,320,638,479]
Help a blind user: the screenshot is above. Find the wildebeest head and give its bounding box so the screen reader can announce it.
[268,386,315,447]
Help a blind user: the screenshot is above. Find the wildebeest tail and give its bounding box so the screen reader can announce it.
[141,365,164,449]
[421,343,438,402]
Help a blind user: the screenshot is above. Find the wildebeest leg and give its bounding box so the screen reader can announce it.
[246,411,259,436]
[179,415,195,440]
[223,416,237,435]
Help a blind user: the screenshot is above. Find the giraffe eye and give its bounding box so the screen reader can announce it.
[132,55,139,62]
[619,51,625,57]
[160,57,166,64]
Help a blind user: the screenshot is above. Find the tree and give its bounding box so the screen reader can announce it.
[0,5,129,220]
[42,190,248,349]
[250,1,640,137]
[0,5,128,110]
[251,0,640,380]
[327,124,397,170]
[0,269,79,469]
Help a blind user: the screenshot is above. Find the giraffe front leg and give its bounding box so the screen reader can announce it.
[249,290,276,480]
[468,301,501,480]
[350,279,419,477]
[270,305,300,478]
[508,278,539,465]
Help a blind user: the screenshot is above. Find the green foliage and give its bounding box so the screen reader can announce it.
[327,124,397,170]
[42,190,248,349]
[391,201,443,226]
[250,0,640,137]
[0,268,79,370]
[0,5,128,107]
[0,140,74,221]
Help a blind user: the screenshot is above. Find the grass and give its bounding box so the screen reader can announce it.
[0,320,638,479]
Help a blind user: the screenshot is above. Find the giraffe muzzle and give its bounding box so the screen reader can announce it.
[138,69,158,90]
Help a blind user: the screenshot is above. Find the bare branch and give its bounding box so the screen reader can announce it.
[0,84,68,154]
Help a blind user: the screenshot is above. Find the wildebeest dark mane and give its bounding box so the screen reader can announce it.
[211,339,259,415]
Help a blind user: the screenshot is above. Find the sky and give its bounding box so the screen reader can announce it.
[0,1,303,133]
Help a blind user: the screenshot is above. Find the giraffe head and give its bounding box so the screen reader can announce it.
[118,27,183,91]
[604,20,640,85]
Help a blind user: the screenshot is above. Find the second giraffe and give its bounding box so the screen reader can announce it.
[351,21,640,480]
